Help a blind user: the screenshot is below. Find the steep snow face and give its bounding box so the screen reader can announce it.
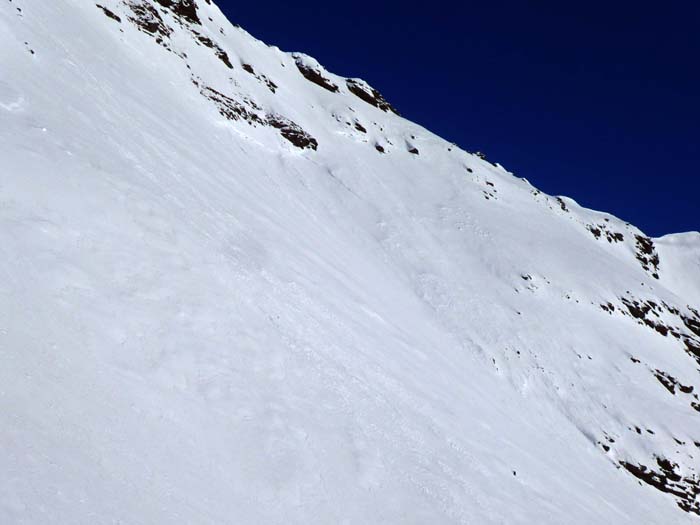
[1,1,699,523]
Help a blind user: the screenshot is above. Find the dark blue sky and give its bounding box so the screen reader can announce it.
[216,1,698,236]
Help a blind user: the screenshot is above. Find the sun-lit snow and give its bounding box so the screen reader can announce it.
[1,1,699,523]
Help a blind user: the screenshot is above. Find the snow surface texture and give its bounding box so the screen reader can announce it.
[1,1,699,523]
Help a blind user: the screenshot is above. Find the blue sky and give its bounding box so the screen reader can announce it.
[215,1,698,236]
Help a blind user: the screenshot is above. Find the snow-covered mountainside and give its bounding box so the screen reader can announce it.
[1,1,699,523]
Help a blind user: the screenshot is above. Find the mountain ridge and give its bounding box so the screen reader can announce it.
[1,1,699,523]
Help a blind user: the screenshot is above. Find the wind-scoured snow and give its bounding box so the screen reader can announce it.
[1,1,699,523]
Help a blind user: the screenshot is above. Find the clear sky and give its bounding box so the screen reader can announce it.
[215,1,698,237]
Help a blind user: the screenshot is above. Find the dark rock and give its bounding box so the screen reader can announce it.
[635,235,660,279]
[153,0,200,25]
[653,370,677,395]
[587,223,624,243]
[267,114,318,150]
[239,63,277,93]
[684,338,700,365]
[96,4,121,22]
[125,1,172,45]
[199,85,263,125]
[194,33,232,68]
[681,312,700,339]
[346,79,398,114]
[620,459,700,515]
[294,59,338,93]
[588,226,602,239]
[652,369,694,396]
[354,122,367,133]
[474,151,499,167]
[260,74,278,93]
[600,302,616,314]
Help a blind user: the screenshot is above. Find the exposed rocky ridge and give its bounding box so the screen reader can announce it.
[96,1,401,152]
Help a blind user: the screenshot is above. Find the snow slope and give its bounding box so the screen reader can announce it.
[1,1,699,523]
